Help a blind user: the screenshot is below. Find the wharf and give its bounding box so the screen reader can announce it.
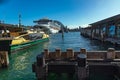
[32,48,120,80]
[0,37,12,68]
[0,37,12,53]
[81,14,120,45]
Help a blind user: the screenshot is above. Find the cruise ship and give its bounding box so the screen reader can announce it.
[33,18,64,34]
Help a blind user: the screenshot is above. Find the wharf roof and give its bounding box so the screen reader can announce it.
[0,23,14,27]
[0,23,14,30]
[90,14,120,26]
[0,23,22,32]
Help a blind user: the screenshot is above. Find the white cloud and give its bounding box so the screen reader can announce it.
[67,24,90,29]
[67,25,80,29]
[80,24,89,28]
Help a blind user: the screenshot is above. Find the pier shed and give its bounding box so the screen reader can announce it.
[81,14,120,44]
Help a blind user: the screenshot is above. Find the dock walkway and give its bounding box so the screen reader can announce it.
[32,48,120,80]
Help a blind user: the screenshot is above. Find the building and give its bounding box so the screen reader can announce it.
[81,14,120,44]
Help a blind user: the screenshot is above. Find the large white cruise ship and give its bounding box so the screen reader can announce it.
[33,18,64,34]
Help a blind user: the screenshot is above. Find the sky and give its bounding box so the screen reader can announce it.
[0,0,120,28]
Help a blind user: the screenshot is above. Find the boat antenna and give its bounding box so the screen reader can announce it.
[18,13,23,31]
[18,14,21,28]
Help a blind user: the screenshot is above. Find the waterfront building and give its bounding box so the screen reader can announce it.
[81,14,120,44]
[90,14,120,39]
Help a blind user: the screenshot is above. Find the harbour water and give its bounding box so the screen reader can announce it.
[0,32,119,80]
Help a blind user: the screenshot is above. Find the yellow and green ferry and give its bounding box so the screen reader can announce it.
[11,32,49,52]
[0,23,49,52]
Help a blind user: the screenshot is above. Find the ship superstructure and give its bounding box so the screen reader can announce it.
[34,18,64,34]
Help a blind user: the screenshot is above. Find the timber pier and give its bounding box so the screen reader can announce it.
[0,38,12,68]
[81,14,120,45]
[32,48,120,80]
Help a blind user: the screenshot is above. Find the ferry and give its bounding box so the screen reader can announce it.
[11,32,49,52]
[0,23,49,52]
[33,18,64,34]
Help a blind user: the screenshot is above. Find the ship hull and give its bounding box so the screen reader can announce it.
[11,37,49,52]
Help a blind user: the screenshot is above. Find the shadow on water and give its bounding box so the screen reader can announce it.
[89,39,120,50]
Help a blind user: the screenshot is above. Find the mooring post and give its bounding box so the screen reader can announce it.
[37,54,45,67]
[55,48,61,59]
[77,48,88,80]
[107,48,115,60]
[0,38,12,54]
[62,31,64,38]
[61,26,64,39]
[78,48,87,67]
[36,54,46,80]
[0,51,9,68]
[67,48,74,59]
[44,49,49,59]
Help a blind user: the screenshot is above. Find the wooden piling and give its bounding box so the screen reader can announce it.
[44,49,49,59]
[0,38,12,54]
[0,38,12,68]
[35,65,46,80]
[77,67,87,80]
[107,48,115,59]
[32,48,120,80]
[77,54,86,67]
[67,48,74,59]
[55,48,61,59]
[77,48,88,80]
[0,51,9,67]
[35,54,47,80]
[36,54,45,67]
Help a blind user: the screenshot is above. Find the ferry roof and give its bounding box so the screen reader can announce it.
[33,18,52,23]
[89,14,120,26]
[33,18,65,27]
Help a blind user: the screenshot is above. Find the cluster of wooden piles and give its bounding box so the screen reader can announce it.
[32,48,88,80]
[32,48,120,80]
[0,38,12,68]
